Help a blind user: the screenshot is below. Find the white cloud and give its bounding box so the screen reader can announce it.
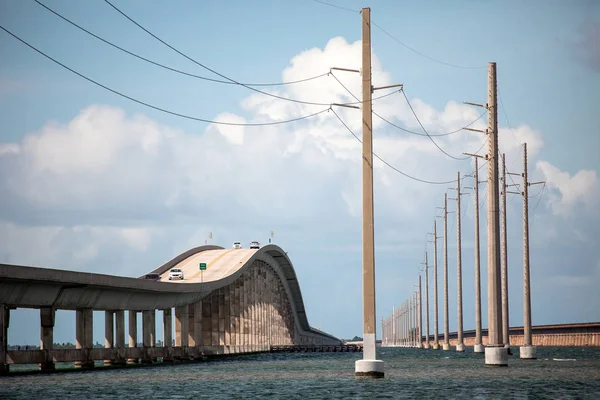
[536,160,599,216]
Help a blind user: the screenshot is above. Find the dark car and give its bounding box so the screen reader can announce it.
[144,273,161,281]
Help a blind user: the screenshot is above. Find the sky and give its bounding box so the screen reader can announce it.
[1,0,599,345]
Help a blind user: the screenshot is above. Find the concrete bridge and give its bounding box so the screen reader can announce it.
[0,244,341,374]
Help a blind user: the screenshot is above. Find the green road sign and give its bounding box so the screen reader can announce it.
[199,263,207,270]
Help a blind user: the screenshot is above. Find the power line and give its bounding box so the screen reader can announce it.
[35,0,329,88]
[0,25,330,126]
[103,0,383,108]
[331,108,457,185]
[371,21,487,70]
[330,72,487,137]
[402,91,470,161]
[311,0,358,13]
[308,1,487,70]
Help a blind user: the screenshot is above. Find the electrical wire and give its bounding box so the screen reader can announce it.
[531,182,546,213]
[311,0,358,13]
[330,72,488,137]
[34,0,330,88]
[102,0,385,108]
[0,25,330,126]
[331,108,457,185]
[402,91,470,160]
[371,21,487,70]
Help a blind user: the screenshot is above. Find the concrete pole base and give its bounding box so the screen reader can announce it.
[0,363,8,375]
[442,343,451,351]
[127,358,138,365]
[355,359,384,379]
[432,343,440,350]
[473,344,485,353]
[520,346,537,360]
[39,362,56,372]
[74,361,95,369]
[485,346,508,366]
[455,343,465,352]
[423,344,430,349]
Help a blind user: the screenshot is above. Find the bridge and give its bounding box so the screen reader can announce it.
[0,244,341,374]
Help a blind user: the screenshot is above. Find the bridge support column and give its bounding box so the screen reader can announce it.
[1,305,9,375]
[175,305,189,359]
[233,280,240,352]
[163,308,173,362]
[75,308,94,369]
[224,284,231,354]
[218,287,225,354]
[194,301,203,358]
[127,310,138,364]
[141,310,155,364]
[39,306,55,371]
[211,291,220,353]
[104,311,114,365]
[114,310,126,365]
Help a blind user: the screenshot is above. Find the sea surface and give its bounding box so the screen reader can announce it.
[1,346,599,399]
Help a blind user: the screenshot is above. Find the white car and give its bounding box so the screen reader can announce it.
[233,241,242,249]
[168,268,184,280]
[249,241,260,249]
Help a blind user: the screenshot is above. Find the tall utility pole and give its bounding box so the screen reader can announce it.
[449,172,466,352]
[423,252,430,349]
[485,62,506,365]
[429,221,441,350]
[355,7,383,378]
[442,193,450,350]
[418,275,423,349]
[472,158,485,353]
[501,153,510,348]
[519,142,543,360]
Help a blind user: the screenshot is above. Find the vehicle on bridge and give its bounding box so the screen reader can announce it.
[144,273,160,281]
[249,241,260,249]
[232,241,242,249]
[168,268,184,280]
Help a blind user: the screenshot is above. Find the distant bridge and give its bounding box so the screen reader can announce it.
[0,244,341,374]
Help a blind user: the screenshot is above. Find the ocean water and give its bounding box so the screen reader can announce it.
[1,347,599,399]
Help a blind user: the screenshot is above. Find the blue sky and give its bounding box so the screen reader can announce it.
[1,0,599,345]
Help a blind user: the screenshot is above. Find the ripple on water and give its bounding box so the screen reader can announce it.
[1,347,600,399]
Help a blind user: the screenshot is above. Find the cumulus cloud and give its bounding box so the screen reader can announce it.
[536,161,599,216]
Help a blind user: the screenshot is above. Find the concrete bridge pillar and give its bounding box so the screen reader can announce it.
[115,310,126,365]
[104,311,114,365]
[75,308,94,369]
[193,301,202,357]
[188,303,196,348]
[128,310,138,364]
[175,305,189,352]
[39,306,55,371]
[141,310,155,364]
[1,305,9,375]
[162,308,173,362]
[211,291,219,352]
[224,284,231,353]
[219,287,225,352]
[242,273,248,352]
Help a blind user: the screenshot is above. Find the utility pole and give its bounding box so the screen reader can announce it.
[449,172,466,352]
[421,252,431,349]
[429,221,441,350]
[418,276,423,349]
[519,143,543,359]
[466,63,505,364]
[442,193,451,350]
[355,7,383,378]
[501,153,510,348]
[485,62,506,365]
[464,157,485,353]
